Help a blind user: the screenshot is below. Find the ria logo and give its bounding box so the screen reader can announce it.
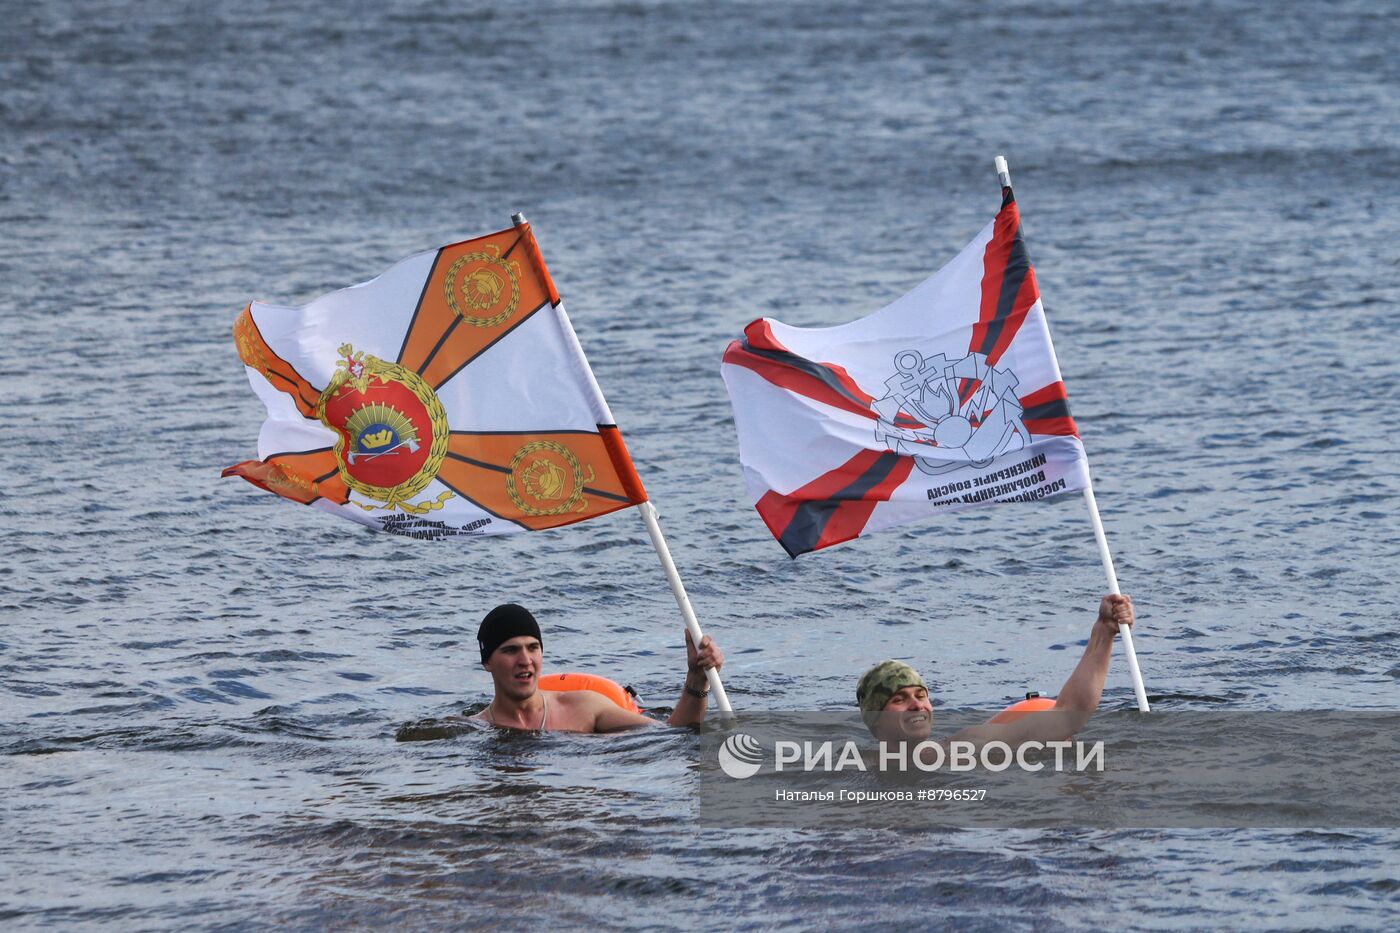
[718,733,764,779]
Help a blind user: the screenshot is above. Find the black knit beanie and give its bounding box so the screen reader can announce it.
[477,604,542,664]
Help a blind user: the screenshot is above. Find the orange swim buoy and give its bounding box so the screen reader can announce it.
[988,693,1057,723]
[537,673,642,714]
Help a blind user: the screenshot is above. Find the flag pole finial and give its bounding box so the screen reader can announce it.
[994,155,1011,189]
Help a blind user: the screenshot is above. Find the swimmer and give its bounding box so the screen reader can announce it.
[471,604,724,732]
[857,594,1135,754]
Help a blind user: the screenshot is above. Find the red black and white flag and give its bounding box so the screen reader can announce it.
[721,189,1090,557]
[223,221,648,541]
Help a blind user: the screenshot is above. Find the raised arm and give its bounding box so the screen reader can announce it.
[667,630,723,727]
[1052,595,1133,716]
[952,595,1134,747]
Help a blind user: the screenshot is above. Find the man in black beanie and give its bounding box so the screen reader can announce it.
[471,603,724,732]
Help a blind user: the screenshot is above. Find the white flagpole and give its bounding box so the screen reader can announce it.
[994,156,1151,713]
[1082,487,1151,712]
[637,501,735,717]
[508,214,735,719]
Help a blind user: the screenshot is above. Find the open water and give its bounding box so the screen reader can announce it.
[3,0,1399,929]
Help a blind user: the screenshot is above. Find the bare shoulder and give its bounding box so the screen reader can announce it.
[549,690,603,712]
[948,711,1082,747]
[546,689,613,732]
[556,690,658,733]
[944,723,1013,749]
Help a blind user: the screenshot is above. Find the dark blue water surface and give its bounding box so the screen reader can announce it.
[3,0,1399,928]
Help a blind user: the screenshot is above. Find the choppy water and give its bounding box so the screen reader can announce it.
[3,0,1399,928]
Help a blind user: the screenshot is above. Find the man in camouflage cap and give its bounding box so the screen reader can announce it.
[856,660,931,742]
[857,594,1135,749]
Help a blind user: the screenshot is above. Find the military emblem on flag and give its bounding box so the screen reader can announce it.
[721,188,1090,557]
[224,220,647,540]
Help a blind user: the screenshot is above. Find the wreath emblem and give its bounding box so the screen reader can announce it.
[505,441,595,516]
[317,344,453,514]
[443,244,521,327]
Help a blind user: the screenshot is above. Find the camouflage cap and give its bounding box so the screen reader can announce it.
[856,660,927,715]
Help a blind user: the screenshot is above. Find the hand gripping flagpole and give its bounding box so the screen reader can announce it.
[511,213,734,720]
[993,157,1151,713]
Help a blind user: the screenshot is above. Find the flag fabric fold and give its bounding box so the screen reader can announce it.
[721,189,1090,557]
[224,222,647,541]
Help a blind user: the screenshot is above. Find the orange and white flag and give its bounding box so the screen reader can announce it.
[223,221,647,540]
